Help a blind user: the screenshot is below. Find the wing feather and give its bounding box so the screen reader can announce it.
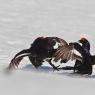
[53,44,82,63]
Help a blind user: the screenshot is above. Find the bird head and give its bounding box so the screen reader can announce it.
[78,37,88,44]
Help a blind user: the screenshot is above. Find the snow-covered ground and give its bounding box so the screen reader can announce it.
[0,0,95,95]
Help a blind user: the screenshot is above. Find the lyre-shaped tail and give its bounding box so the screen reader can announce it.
[7,49,31,70]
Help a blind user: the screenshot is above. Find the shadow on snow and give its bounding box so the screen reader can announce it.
[20,64,95,78]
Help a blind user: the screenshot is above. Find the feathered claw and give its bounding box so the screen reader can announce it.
[58,66,74,70]
[53,65,60,71]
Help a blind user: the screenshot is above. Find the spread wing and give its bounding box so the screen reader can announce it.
[53,44,82,63]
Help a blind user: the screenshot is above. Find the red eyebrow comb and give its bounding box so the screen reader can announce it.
[80,37,86,40]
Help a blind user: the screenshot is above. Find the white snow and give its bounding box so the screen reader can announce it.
[0,0,95,95]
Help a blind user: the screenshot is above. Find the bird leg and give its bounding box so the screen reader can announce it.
[47,59,60,71]
[58,66,74,70]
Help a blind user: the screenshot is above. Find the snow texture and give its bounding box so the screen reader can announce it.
[0,0,95,95]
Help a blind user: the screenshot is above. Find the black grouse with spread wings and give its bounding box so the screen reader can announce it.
[8,37,82,71]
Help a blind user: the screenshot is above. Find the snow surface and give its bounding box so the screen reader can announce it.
[0,0,95,95]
